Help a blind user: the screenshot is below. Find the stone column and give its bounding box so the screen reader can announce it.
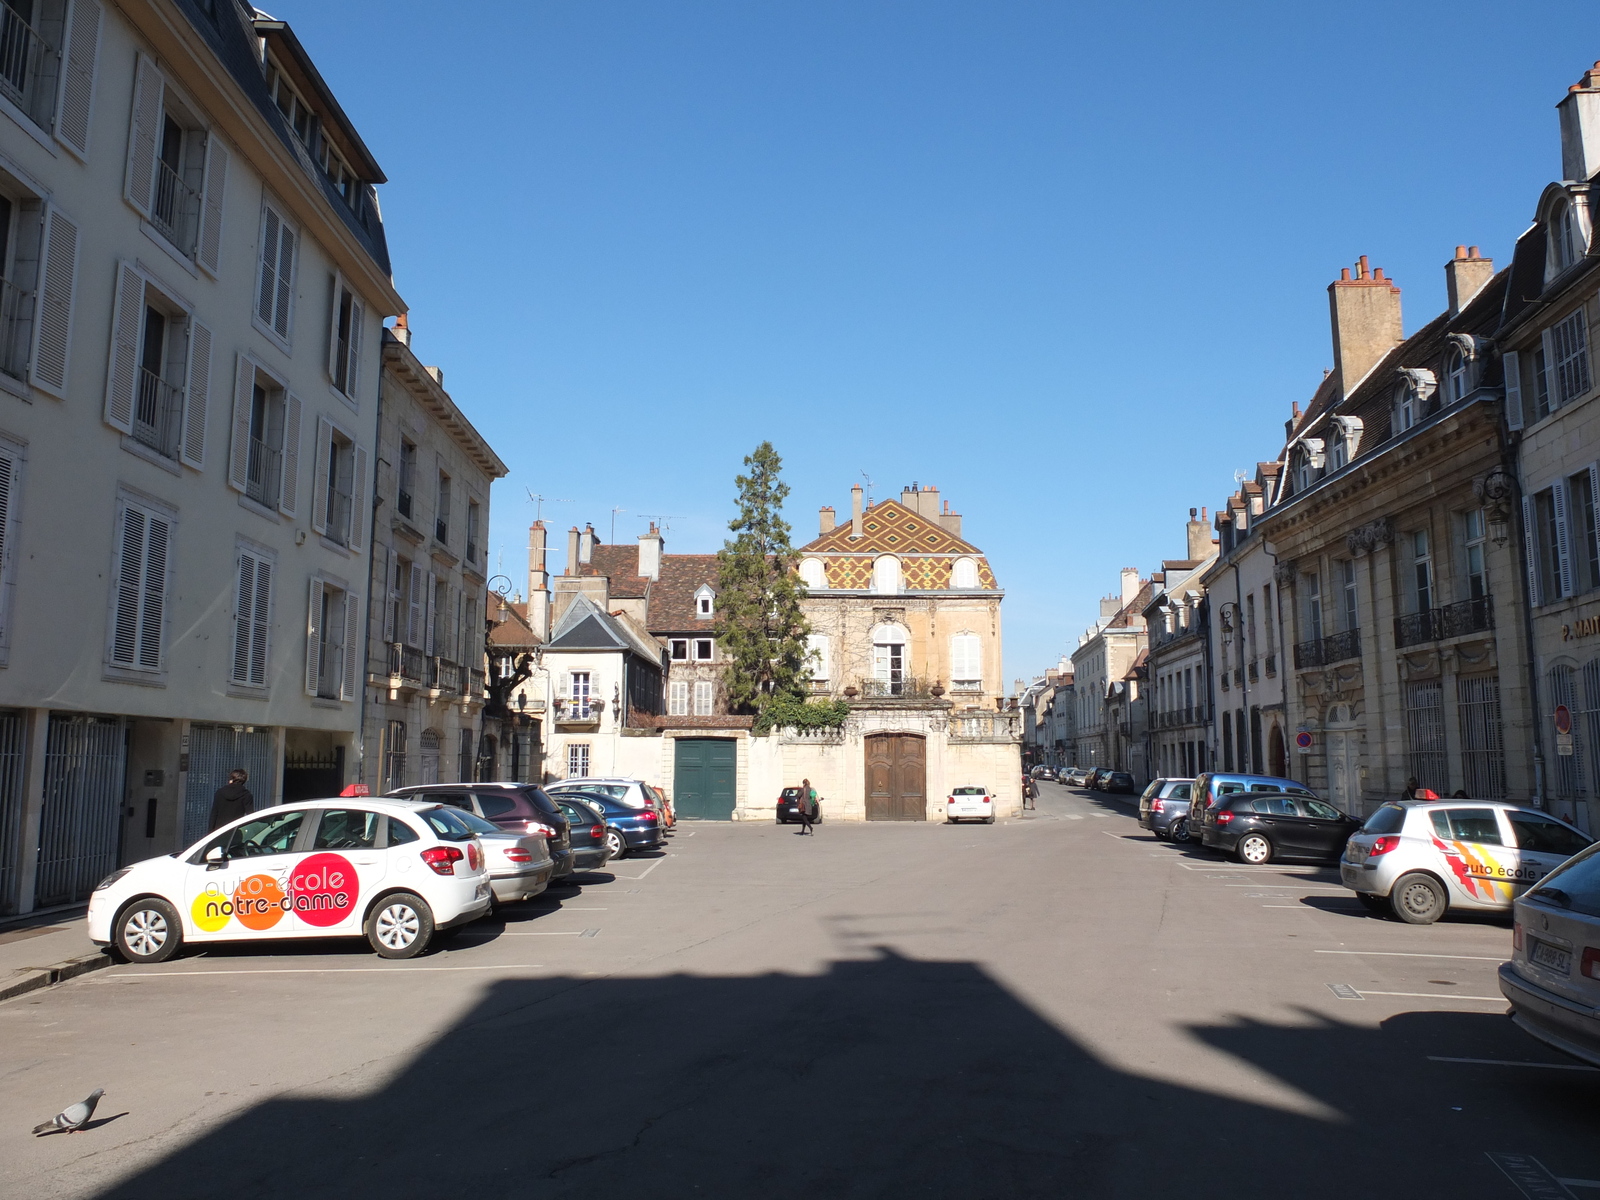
[1363,520,1401,803]
[11,708,51,915]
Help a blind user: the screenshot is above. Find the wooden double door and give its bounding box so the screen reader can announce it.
[866,734,926,821]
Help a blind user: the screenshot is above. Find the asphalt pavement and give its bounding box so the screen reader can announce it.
[2,782,1597,1199]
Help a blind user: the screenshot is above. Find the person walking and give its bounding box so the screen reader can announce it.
[1023,773,1038,811]
[209,769,254,831]
[798,777,820,835]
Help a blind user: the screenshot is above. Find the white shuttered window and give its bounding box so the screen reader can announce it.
[108,497,172,673]
[693,680,714,716]
[255,202,297,343]
[231,546,273,688]
[669,680,688,717]
[951,633,982,689]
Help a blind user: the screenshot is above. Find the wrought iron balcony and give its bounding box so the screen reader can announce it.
[1248,661,1259,683]
[1264,653,1277,677]
[1293,629,1361,669]
[246,436,281,509]
[133,367,182,457]
[387,642,426,684]
[0,274,31,381]
[856,675,935,699]
[0,4,54,121]
[1394,596,1494,648]
[151,159,200,253]
[429,657,462,693]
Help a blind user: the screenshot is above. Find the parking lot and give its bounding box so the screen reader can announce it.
[3,781,1598,1199]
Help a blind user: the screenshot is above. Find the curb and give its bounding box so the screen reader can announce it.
[0,951,113,1004]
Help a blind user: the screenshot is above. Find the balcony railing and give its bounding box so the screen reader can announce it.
[151,159,200,253]
[435,517,449,544]
[1247,660,1259,683]
[1264,653,1277,677]
[326,487,353,546]
[856,675,936,699]
[429,657,462,693]
[1394,595,1494,649]
[0,4,55,120]
[0,274,31,381]
[469,668,485,697]
[133,367,182,457]
[246,436,281,509]
[387,642,426,684]
[1294,628,1361,669]
[397,489,413,520]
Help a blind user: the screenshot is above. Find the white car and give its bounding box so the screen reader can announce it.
[87,798,493,963]
[946,786,995,824]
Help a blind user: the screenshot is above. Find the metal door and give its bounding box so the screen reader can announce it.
[673,738,736,820]
[866,734,926,821]
[0,710,27,913]
[36,715,126,907]
[183,725,278,848]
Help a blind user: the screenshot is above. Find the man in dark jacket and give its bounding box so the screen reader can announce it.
[209,769,254,831]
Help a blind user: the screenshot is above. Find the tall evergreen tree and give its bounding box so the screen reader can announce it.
[716,442,810,716]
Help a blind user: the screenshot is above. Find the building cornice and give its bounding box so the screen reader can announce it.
[382,333,507,479]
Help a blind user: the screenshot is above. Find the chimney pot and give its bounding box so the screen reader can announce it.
[566,526,581,576]
[1358,254,1369,278]
[1559,63,1600,180]
[1455,245,1467,259]
[819,506,836,534]
[1445,245,1494,317]
[1469,245,1480,258]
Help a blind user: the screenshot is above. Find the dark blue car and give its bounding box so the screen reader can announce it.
[560,790,664,860]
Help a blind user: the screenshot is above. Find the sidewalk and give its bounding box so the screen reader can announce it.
[0,909,111,1003]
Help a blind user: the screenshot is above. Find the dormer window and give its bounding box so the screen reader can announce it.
[1293,440,1324,493]
[1393,369,1437,435]
[694,585,715,619]
[1328,415,1363,471]
[1551,197,1584,275]
[798,558,825,589]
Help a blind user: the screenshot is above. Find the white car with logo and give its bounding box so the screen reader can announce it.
[87,799,493,962]
[1340,799,1593,924]
[946,786,996,824]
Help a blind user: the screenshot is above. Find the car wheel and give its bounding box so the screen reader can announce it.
[366,892,435,958]
[1356,892,1387,913]
[985,815,996,825]
[605,828,627,860]
[115,897,182,964]
[1237,833,1273,865]
[1391,873,1447,925]
[1169,818,1190,844]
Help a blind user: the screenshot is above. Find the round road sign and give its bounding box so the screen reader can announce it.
[1295,731,1314,749]
[1556,705,1573,736]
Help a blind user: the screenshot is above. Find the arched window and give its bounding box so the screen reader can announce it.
[872,555,900,595]
[799,558,825,589]
[950,633,982,691]
[1444,346,1470,404]
[871,621,908,694]
[1552,198,1582,274]
[952,557,979,589]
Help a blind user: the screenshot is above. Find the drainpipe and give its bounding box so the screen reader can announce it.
[1503,446,1547,809]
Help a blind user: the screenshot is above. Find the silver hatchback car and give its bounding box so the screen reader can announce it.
[1137,778,1195,840]
[1340,800,1593,924]
[1499,841,1600,1067]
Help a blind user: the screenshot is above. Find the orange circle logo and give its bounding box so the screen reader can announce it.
[232,873,287,930]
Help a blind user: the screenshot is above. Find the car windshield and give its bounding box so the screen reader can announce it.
[556,782,628,801]
[563,792,615,812]
[781,788,803,799]
[1530,842,1600,917]
[1361,804,1407,835]
[521,787,563,817]
[952,787,986,795]
[449,809,503,836]
[419,806,476,842]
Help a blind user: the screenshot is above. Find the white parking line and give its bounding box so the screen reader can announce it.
[1224,883,1348,891]
[1429,1056,1599,1072]
[1360,990,1504,1002]
[609,856,669,882]
[500,930,586,936]
[1262,905,1302,908]
[1316,950,1505,962]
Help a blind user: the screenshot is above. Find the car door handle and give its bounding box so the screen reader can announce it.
[351,858,379,866]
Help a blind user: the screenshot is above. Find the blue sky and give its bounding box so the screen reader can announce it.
[272,1,1600,686]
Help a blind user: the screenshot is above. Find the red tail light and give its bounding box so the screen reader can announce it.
[1582,948,1600,981]
[504,847,533,864]
[1149,800,1163,812]
[1513,922,1523,952]
[420,846,463,876]
[639,811,659,823]
[467,843,481,871]
[1215,811,1234,825]
[525,822,554,837]
[591,824,605,839]
[1369,836,1401,856]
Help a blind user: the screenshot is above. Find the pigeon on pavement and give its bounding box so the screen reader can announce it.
[32,1090,104,1135]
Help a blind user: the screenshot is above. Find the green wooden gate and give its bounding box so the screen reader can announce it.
[673,738,737,820]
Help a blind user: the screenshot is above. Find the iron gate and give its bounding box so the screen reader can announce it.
[1457,675,1506,799]
[0,710,27,913]
[36,715,126,908]
[1403,680,1447,795]
[183,725,277,847]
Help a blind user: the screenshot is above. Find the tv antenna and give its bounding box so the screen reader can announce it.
[609,506,626,543]
[640,513,674,535]
[526,490,572,522]
[1233,469,1248,485]
[859,470,874,507]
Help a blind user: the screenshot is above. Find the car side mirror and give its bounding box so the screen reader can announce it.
[205,845,226,869]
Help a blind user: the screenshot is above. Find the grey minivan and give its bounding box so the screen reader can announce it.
[1179,772,1317,845]
[1138,778,1195,840]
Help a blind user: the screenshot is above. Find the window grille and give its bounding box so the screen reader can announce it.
[1456,675,1506,799]
[1551,665,1583,800]
[1403,680,1447,795]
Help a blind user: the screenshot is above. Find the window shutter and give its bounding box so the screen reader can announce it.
[256,208,279,325]
[232,550,256,684]
[30,204,79,397]
[347,297,364,403]
[1503,350,1523,431]
[407,563,425,647]
[250,557,271,686]
[305,578,324,695]
[1542,328,1559,413]
[1555,478,1575,598]
[180,318,211,468]
[347,444,368,551]
[310,416,331,534]
[1591,463,1600,582]
[196,136,229,276]
[279,393,302,516]
[669,680,687,716]
[124,55,161,218]
[326,274,342,383]
[54,0,101,158]
[111,506,144,666]
[227,355,252,493]
[694,680,712,716]
[273,224,295,340]
[1522,495,1542,607]
[103,260,142,434]
[139,513,168,669]
[378,545,395,643]
[0,452,12,640]
[425,573,436,655]
[342,592,361,700]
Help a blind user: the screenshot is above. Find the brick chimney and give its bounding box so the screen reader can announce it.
[1445,246,1493,317]
[578,523,596,565]
[1187,507,1211,561]
[940,498,962,538]
[1328,255,1402,393]
[527,521,550,640]
[850,484,864,539]
[638,523,663,581]
[1559,61,1600,182]
[819,506,835,534]
[392,312,411,346]
[565,526,580,576]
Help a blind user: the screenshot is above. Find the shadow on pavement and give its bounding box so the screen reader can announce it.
[94,948,1598,1200]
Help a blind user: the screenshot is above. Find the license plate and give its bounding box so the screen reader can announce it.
[1345,844,1366,863]
[1530,939,1571,974]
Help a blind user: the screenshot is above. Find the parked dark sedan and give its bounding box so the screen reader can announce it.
[560,790,664,859]
[775,786,822,824]
[1200,791,1360,864]
[553,798,613,873]
[1085,768,1110,790]
[386,782,576,879]
[1104,771,1137,795]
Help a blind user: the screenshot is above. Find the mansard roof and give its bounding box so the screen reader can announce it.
[796,499,982,556]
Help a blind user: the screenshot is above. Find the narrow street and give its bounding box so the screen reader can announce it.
[3,782,1594,1199]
